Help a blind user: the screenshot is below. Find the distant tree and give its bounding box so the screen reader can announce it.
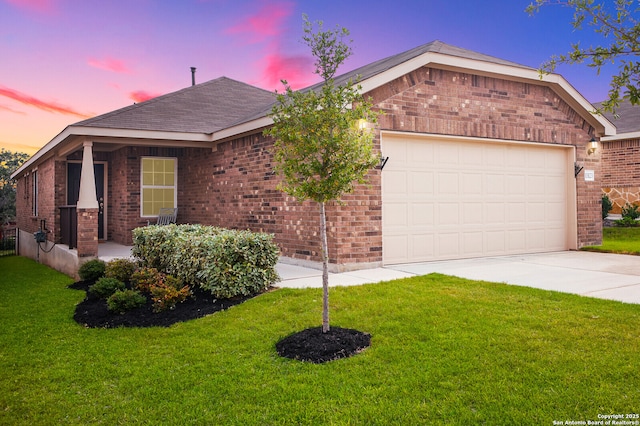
[265,16,380,333]
[527,0,640,111]
[0,149,29,225]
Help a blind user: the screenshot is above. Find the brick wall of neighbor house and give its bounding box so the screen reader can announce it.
[601,138,640,214]
[367,65,601,248]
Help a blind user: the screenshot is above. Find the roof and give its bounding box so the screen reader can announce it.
[75,77,276,134]
[594,99,640,134]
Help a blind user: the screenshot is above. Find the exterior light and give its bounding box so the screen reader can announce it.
[587,138,598,155]
[357,119,367,130]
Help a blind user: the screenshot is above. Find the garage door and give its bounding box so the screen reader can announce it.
[382,133,574,265]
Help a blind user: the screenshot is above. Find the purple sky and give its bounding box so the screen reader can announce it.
[0,0,618,155]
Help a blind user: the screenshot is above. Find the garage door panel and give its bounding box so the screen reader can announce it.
[382,135,571,264]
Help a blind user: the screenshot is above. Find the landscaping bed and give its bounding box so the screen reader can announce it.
[69,279,263,328]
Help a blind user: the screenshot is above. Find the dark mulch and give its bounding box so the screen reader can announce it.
[69,280,261,328]
[276,326,371,364]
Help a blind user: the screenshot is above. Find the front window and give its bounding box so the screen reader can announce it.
[141,157,176,217]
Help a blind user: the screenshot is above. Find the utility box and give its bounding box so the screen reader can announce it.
[34,230,47,243]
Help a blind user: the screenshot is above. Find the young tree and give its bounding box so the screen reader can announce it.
[527,0,640,111]
[0,149,29,225]
[265,17,379,333]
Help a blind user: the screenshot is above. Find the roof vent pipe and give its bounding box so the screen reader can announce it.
[190,67,196,86]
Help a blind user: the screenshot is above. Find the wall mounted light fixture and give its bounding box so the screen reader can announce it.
[587,138,598,155]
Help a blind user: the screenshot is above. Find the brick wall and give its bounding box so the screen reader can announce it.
[14,156,63,241]
[601,138,640,214]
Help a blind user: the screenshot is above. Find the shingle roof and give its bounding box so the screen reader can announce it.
[330,39,533,88]
[75,77,276,134]
[594,99,640,133]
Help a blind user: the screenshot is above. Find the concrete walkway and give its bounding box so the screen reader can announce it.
[277,251,640,305]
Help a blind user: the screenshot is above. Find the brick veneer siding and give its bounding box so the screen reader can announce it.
[367,66,601,248]
[601,138,640,214]
[14,156,65,241]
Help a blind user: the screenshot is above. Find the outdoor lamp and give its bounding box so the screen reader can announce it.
[587,138,598,155]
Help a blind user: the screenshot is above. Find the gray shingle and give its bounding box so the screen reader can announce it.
[594,99,640,133]
[75,77,276,134]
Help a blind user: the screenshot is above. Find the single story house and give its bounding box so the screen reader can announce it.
[598,100,640,213]
[11,40,616,277]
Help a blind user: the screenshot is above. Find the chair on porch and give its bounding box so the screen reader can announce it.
[150,208,178,226]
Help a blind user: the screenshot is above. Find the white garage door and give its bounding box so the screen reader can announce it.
[382,133,575,265]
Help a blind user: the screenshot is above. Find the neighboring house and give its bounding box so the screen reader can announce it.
[598,100,640,214]
[12,40,615,277]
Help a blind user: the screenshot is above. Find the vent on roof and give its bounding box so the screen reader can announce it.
[191,67,196,86]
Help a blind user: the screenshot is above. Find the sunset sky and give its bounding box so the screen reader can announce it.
[0,0,618,155]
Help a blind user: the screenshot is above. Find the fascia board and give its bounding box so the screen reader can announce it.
[601,131,640,142]
[11,125,214,179]
[212,116,274,141]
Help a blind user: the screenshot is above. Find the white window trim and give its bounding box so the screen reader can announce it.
[32,169,38,217]
[140,157,177,218]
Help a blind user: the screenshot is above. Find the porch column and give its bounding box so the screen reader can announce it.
[76,141,99,257]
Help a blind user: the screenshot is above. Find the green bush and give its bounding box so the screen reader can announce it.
[621,203,640,220]
[132,225,280,299]
[105,258,137,283]
[107,289,147,314]
[602,194,613,220]
[131,267,163,293]
[89,277,125,299]
[78,259,106,282]
[615,216,640,227]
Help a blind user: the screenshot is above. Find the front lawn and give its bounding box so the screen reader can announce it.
[1,256,639,425]
[582,226,640,255]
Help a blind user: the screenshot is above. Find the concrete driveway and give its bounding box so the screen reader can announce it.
[276,251,640,305]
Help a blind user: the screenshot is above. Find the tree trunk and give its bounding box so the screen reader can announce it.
[319,201,330,333]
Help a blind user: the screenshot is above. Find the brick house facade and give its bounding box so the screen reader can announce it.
[12,41,615,276]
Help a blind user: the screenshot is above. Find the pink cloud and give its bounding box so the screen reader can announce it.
[0,104,26,115]
[259,53,318,90]
[5,0,55,14]
[129,90,162,103]
[88,57,131,74]
[226,0,294,42]
[0,85,90,118]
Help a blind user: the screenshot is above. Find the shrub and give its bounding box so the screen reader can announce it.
[105,258,137,283]
[602,194,613,220]
[132,225,280,299]
[149,275,192,313]
[615,216,640,227]
[78,259,106,282]
[107,289,147,314]
[131,267,163,293]
[89,277,125,299]
[621,203,640,220]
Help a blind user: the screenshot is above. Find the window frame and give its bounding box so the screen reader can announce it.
[140,156,177,218]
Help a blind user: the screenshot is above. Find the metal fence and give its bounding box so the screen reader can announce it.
[0,227,17,257]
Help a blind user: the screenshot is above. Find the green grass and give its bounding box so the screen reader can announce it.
[1,255,639,425]
[582,227,640,254]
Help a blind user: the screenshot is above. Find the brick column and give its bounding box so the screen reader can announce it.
[76,141,99,258]
[77,207,99,257]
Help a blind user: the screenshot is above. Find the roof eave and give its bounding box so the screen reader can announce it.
[11,126,214,179]
[601,130,640,142]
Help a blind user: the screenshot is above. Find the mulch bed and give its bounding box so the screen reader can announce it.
[69,280,259,328]
[276,326,371,364]
[69,281,372,363]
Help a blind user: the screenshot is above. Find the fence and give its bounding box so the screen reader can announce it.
[0,227,17,257]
